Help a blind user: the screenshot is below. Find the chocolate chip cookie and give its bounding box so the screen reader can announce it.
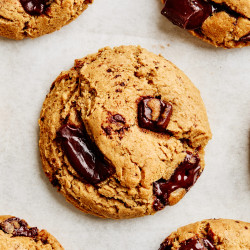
[0,0,93,40]
[160,0,250,48]
[39,45,212,219]
[159,219,250,249]
[0,215,63,249]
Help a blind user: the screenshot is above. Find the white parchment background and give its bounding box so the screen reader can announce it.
[0,0,249,249]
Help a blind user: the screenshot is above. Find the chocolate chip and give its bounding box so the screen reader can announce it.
[57,124,115,185]
[240,33,250,42]
[153,152,201,210]
[161,0,212,30]
[0,217,38,238]
[20,0,50,16]
[138,97,172,133]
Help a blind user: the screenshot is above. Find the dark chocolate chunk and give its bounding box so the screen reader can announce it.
[0,217,38,237]
[180,237,215,250]
[57,124,115,185]
[20,0,50,16]
[138,97,172,133]
[161,0,212,30]
[203,239,216,249]
[159,237,215,250]
[162,0,248,31]
[208,1,243,18]
[240,33,250,42]
[159,239,172,250]
[153,152,201,210]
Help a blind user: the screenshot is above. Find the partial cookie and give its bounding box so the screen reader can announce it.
[0,215,63,249]
[0,0,93,40]
[160,0,250,48]
[159,219,250,249]
[39,45,212,219]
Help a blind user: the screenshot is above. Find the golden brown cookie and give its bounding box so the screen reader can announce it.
[0,215,63,249]
[160,0,250,48]
[159,219,250,249]
[39,45,212,219]
[0,0,93,40]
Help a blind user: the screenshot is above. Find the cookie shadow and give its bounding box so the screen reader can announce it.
[0,37,10,42]
[34,120,105,223]
[155,0,218,51]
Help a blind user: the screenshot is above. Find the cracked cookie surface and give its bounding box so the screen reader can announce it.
[0,215,63,250]
[159,219,250,249]
[161,0,250,48]
[39,45,212,219]
[0,0,93,40]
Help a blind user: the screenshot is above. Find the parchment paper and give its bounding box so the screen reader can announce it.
[0,0,249,249]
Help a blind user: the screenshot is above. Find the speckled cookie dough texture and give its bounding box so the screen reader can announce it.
[161,0,250,48]
[39,45,212,219]
[159,219,250,250]
[0,0,93,40]
[0,215,64,250]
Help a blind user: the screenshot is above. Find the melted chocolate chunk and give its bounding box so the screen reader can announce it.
[162,0,248,31]
[159,237,215,250]
[180,238,215,250]
[240,33,250,42]
[159,239,172,250]
[203,239,216,249]
[57,124,115,185]
[208,0,242,18]
[138,97,172,132]
[0,217,38,237]
[153,152,201,210]
[161,0,212,30]
[20,0,50,16]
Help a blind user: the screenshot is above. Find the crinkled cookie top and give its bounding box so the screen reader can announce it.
[39,45,212,219]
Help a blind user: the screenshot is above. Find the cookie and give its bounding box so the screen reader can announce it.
[159,219,250,249]
[160,0,250,48]
[0,0,93,40]
[0,215,63,249]
[39,45,212,219]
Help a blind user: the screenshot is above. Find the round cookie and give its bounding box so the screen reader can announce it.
[160,0,250,48]
[159,219,250,249]
[39,45,212,219]
[0,215,63,249]
[0,0,93,40]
